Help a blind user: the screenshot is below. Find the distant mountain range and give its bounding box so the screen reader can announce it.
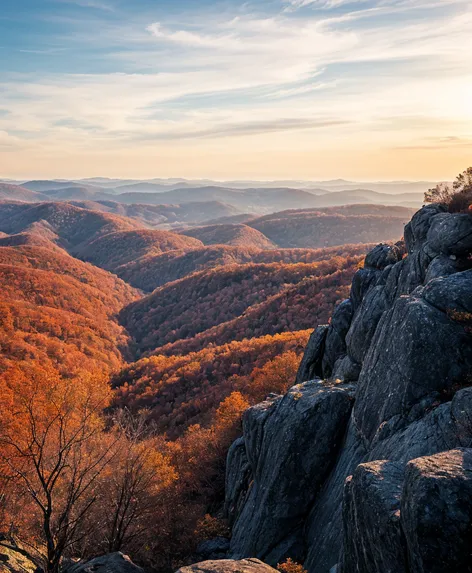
[0,177,428,223]
[2,177,437,195]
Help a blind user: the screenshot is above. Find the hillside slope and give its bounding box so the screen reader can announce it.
[158,258,361,356]
[0,241,139,377]
[78,229,203,271]
[180,224,276,249]
[117,243,372,292]
[121,258,363,354]
[0,183,48,202]
[248,208,411,247]
[0,202,140,252]
[112,330,310,438]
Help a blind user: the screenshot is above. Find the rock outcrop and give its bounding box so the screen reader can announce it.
[66,552,144,573]
[176,559,278,573]
[224,205,472,572]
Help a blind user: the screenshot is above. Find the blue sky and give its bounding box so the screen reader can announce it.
[0,0,471,180]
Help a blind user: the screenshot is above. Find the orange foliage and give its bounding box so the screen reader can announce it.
[112,331,309,438]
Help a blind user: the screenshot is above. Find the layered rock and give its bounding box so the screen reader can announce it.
[225,205,472,572]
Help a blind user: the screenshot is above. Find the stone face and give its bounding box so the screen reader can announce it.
[353,279,472,444]
[340,460,406,573]
[425,212,472,257]
[224,207,472,573]
[175,559,278,573]
[402,449,472,573]
[228,381,354,565]
[225,437,252,526]
[66,553,144,573]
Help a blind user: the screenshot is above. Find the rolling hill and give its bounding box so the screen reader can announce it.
[157,257,362,357]
[0,183,48,202]
[120,255,364,355]
[78,229,203,271]
[247,207,412,248]
[179,223,276,249]
[68,199,243,227]
[0,202,140,252]
[117,243,372,292]
[0,240,139,377]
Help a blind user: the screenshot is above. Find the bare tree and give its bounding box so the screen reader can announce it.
[96,410,176,554]
[0,367,117,573]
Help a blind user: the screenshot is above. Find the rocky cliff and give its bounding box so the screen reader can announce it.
[223,204,472,573]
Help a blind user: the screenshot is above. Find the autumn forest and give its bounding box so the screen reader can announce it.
[0,194,414,573]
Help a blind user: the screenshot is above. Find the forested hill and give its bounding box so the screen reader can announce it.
[0,195,416,573]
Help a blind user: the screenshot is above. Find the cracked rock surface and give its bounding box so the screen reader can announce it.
[224,206,472,572]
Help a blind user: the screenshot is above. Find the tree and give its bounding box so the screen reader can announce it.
[0,366,115,573]
[95,410,177,554]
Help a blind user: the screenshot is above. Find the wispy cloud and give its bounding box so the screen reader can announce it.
[1,0,471,179]
[54,0,115,11]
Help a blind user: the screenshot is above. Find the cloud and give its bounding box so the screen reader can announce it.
[54,0,115,11]
[1,0,471,178]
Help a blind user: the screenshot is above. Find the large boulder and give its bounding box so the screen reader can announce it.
[340,460,406,573]
[340,449,472,573]
[66,553,144,573]
[353,272,472,444]
[402,449,472,573]
[176,559,278,573]
[228,381,354,565]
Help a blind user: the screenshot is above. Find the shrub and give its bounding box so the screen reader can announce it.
[425,167,472,213]
[277,558,308,573]
[194,514,230,541]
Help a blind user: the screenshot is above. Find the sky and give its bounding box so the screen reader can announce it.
[0,0,471,181]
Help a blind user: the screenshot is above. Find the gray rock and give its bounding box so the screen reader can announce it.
[196,538,231,560]
[229,381,354,565]
[404,204,446,253]
[175,559,278,573]
[340,460,406,573]
[225,437,252,526]
[402,448,472,573]
[345,285,389,366]
[296,325,328,383]
[424,254,463,282]
[66,553,144,573]
[353,276,472,444]
[425,212,472,257]
[364,243,403,270]
[225,208,472,573]
[322,300,354,378]
[349,268,380,311]
[331,355,361,382]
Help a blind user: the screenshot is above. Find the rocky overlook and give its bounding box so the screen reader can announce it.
[223,204,472,573]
